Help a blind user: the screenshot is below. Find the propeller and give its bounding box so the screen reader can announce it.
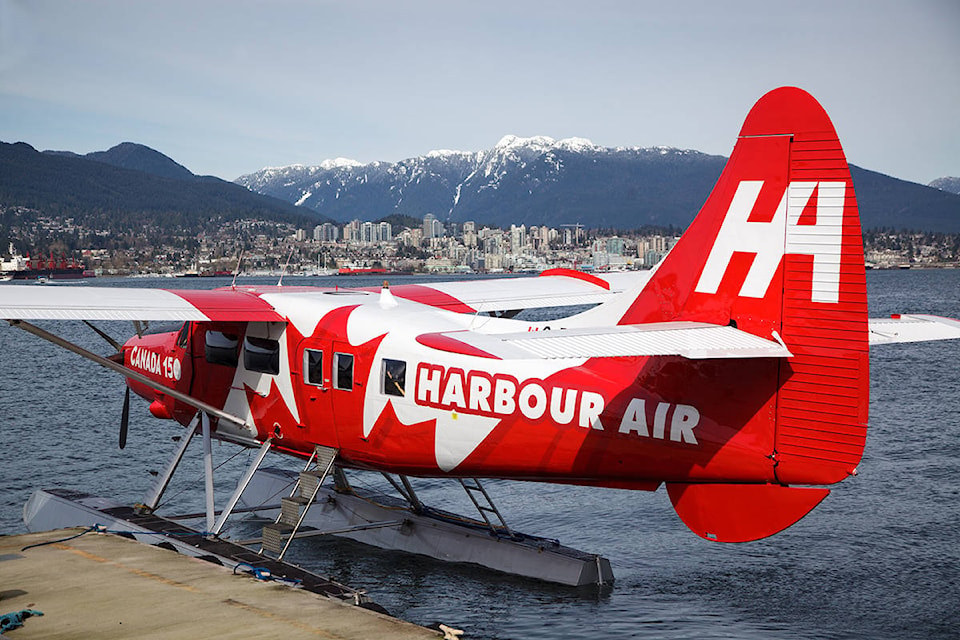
[120,386,131,449]
[83,320,131,449]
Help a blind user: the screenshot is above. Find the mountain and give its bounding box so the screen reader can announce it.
[0,141,328,231]
[82,142,196,180]
[930,177,960,195]
[238,136,960,232]
[851,169,960,231]
[238,137,727,230]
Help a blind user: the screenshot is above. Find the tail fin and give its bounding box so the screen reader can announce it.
[631,88,869,540]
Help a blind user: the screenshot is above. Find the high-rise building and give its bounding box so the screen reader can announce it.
[343,220,362,243]
[423,213,444,239]
[605,236,624,256]
[314,223,339,242]
[462,221,477,248]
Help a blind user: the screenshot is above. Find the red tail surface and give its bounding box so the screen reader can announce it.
[624,87,869,540]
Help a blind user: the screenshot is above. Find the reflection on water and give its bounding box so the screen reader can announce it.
[1,270,958,639]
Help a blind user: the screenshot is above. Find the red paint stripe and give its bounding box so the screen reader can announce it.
[170,289,283,322]
[539,268,611,290]
[416,331,501,359]
[370,284,477,313]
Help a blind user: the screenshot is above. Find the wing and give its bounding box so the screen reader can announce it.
[0,286,282,322]
[417,321,793,360]
[869,314,960,345]
[385,269,644,313]
[0,269,644,322]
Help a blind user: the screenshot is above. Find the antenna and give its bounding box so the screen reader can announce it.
[277,248,294,287]
[231,248,244,289]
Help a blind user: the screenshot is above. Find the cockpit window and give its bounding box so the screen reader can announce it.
[176,322,191,349]
[205,330,239,367]
[141,321,184,337]
[244,336,280,375]
[382,359,406,397]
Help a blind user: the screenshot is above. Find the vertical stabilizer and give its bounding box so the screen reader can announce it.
[629,88,869,536]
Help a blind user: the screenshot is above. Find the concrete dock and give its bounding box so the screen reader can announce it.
[0,528,440,639]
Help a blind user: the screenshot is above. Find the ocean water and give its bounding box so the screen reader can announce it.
[1,270,958,639]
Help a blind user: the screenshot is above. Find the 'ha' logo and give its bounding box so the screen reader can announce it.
[695,181,845,303]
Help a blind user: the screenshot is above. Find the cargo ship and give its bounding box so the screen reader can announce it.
[337,266,412,276]
[338,266,388,275]
[1,243,94,280]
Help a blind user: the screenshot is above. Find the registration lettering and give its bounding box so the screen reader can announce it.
[130,346,181,381]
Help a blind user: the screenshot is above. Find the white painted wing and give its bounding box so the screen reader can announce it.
[869,314,960,345]
[0,286,282,322]
[422,322,792,360]
[392,270,646,313]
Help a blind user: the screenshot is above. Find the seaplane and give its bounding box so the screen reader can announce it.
[3,87,959,589]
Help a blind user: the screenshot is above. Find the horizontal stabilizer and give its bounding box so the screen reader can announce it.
[666,483,830,543]
[418,322,792,360]
[869,314,960,345]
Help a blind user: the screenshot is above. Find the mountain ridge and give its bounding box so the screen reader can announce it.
[3,136,957,234]
[0,141,329,232]
[237,136,960,232]
[237,136,729,230]
[82,142,197,181]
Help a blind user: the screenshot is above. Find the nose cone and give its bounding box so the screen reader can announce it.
[121,330,182,403]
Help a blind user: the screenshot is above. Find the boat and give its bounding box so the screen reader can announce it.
[337,266,413,276]
[338,266,388,275]
[1,243,93,280]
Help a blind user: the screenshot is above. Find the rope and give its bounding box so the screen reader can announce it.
[20,524,213,551]
[20,526,98,551]
[0,609,43,635]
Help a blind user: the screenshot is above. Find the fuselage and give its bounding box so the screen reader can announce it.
[124,285,781,490]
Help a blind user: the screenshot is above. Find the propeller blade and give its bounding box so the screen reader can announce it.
[120,386,130,449]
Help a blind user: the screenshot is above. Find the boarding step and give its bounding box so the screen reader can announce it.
[297,471,323,499]
[459,478,518,539]
[314,446,338,475]
[261,523,293,555]
[280,496,310,526]
[260,445,339,560]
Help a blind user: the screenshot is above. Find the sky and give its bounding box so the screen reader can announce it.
[1,0,957,184]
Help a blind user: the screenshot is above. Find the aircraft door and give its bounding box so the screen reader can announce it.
[167,321,199,424]
[331,341,359,429]
[296,339,338,448]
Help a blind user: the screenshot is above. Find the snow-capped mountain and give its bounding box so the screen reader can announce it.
[236,137,960,232]
[236,136,727,229]
[930,177,960,196]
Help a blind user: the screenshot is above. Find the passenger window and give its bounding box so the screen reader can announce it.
[334,353,354,390]
[303,349,324,387]
[244,336,280,375]
[205,330,239,367]
[382,359,406,397]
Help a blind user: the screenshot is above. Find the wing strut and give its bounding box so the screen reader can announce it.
[142,417,199,512]
[7,319,249,430]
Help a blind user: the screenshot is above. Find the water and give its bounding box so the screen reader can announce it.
[1,270,958,639]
